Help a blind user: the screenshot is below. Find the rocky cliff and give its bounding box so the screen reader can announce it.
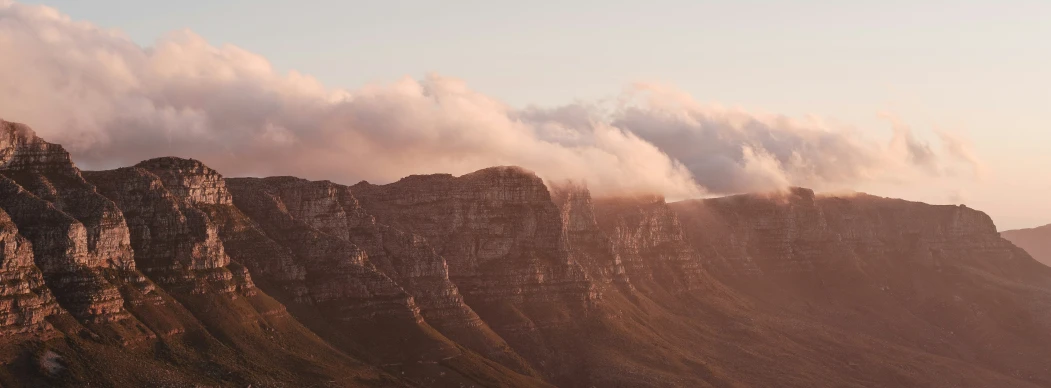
[352,168,601,381]
[550,185,631,289]
[0,207,59,335]
[224,176,537,373]
[671,189,1051,387]
[590,194,711,294]
[352,168,598,310]
[0,121,150,337]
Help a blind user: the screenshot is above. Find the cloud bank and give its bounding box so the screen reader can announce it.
[0,1,981,198]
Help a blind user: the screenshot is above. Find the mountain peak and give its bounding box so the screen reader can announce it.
[135,156,233,205]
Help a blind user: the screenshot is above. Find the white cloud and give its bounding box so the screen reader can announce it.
[0,1,983,198]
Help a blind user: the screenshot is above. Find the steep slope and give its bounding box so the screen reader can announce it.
[550,184,631,289]
[101,159,547,387]
[84,163,393,386]
[0,120,395,387]
[352,169,599,378]
[1002,223,1051,266]
[225,176,538,376]
[0,120,156,340]
[351,169,754,387]
[670,189,1051,387]
[0,207,59,335]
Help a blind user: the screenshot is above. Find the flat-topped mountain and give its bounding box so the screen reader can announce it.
[1,119,1050,387]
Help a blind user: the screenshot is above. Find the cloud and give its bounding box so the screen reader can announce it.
[947,189,970,204]
[936,129,988,179]
[0,1,983,199]
[611,85,963,193]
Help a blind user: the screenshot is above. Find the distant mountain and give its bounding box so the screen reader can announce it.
[1002,224,1051,266]
[2,118,1051,387]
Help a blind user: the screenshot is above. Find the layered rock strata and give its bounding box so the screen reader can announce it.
[82,165,248,294]
[0,121,139,326]
[147,169,458,363]
[225,176,536,373]
[352,167,598,317]
[671,188,1037,281]
[351,167,600,380]
[0,207,60,335]
[550,185,631,289]
[590,194,709,293]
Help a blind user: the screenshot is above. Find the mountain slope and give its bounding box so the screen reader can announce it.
[1002,224,1051,267]
[0,119,1049,387]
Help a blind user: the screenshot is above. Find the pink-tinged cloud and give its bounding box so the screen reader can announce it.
[0,1,984,198]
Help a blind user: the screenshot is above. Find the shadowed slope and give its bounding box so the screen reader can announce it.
[1002,223,1051,267]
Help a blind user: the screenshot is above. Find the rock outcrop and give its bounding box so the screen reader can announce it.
[83,166,245,296]
[591,195,710,294]
[222,176,455,362]
[352,167,598,311]
[82,156,446,386]
[225,176,536,373]
[671,189,1051,387]
[550,185,631,289]
[0,121,142,331]
[0,207,59,335]
[352,168,600,380]
[672,188,1031,281]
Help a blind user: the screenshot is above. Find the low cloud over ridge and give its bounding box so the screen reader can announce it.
[0,1,981,198]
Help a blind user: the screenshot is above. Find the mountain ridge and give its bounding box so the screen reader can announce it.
[0,119,1048,387]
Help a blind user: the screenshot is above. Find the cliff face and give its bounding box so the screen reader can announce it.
[590,195,711,294]
[671,189,1051,386]
[672,188,1028,281]
[81,157,455,386]
[224,176,536,373]
[0,121,144,331]
[83,166,245,296]
[352,168,600,380]
[352,168,597,309]
[0,207,60,335]
[550,185,631,289]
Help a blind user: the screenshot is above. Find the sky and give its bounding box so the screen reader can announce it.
[2,0,1050,230]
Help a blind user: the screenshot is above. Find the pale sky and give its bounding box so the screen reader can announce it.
[9,0,1051,230]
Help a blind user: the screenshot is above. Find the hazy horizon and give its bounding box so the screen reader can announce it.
[3,0,1049,230]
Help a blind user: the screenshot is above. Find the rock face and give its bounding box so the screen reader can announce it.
[1001,223,1051,266]
[671,189,1051,387]
[225,176,535,372]
[672,188,1028,281]
[550,185,631,289]
[82,157,476,386]
[352,167,598,377]
[0,121,139,327]
[0,207,59,335]
[352,168,597,309]
[83,166,244,296]
[222,175,462,363]
[590,195,710,294]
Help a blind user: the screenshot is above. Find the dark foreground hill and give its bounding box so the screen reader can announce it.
[0,119,1049,387]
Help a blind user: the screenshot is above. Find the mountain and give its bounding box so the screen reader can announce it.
[1,118,1050,387]
[1002,224,1051,266]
